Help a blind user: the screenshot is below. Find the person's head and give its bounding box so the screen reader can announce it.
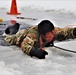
[38,20,55,42]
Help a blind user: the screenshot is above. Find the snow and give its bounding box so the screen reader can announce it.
[0,0,76,75]
[55,39,76,51]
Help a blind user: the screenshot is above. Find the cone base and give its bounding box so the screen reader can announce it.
[7,12,21,15]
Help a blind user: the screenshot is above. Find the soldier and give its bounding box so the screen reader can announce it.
[5,20,76,59]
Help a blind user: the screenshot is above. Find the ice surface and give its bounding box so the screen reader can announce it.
[0,1,76,75]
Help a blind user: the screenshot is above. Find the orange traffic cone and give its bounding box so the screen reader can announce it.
[7,0,21,15]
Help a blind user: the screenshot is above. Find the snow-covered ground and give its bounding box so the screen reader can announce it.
[0,0,76,75]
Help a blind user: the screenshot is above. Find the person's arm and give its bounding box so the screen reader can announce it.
[21,33,48,59]
[4,35,17,45]
[54,27,75,41]
[39,36,45,50]
[16,29,28,45]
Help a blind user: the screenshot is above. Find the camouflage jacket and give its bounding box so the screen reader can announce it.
[5,26,76,55]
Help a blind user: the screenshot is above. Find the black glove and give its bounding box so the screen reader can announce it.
[30,47,48,59]
[44,40,54,47]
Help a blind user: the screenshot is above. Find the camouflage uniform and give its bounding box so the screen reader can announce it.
[5,26,76,55]
[54,27,76,41]
[5,26,39,55]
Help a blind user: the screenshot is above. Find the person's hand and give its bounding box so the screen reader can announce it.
[44,40,54,47]
[30,48,48,59]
